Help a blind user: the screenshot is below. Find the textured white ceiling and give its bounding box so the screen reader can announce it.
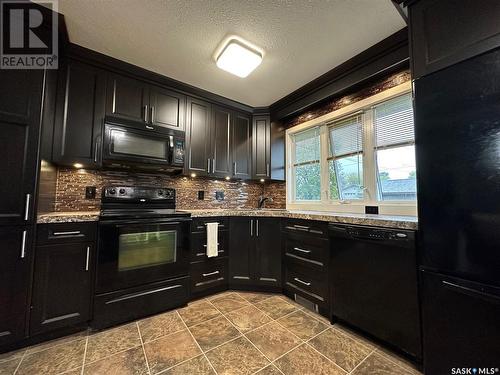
[56,0,405,107]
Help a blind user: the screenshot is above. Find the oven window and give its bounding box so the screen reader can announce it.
[111,129,167,159]
[118,230,177,271]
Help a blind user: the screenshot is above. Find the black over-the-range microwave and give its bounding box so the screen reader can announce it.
[102,117,185,173]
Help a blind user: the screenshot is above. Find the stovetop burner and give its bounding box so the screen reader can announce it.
[99,186,189,220]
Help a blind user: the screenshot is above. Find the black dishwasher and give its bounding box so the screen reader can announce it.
[329,224,421,360]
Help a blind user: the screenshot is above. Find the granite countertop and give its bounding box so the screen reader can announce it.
[37,209,418,230]
[185,209,418,230]
[37,211,101,224]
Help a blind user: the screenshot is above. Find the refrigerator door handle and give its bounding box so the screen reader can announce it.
[442,280,500,305]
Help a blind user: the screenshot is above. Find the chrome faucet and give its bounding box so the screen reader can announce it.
[258,196,273,209]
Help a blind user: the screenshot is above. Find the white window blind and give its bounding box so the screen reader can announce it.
[374,93,414,148]
[292,127,321,201]
[327,115,364,201]
[328,115,363,158]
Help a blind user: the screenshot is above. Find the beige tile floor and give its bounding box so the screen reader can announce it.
[0,291,422,375]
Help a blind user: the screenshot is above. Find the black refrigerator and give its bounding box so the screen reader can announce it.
[415,49,500,375]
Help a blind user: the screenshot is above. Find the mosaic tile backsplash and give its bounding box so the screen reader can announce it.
[54,168,286,212]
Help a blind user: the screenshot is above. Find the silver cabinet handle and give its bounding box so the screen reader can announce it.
[145,125,154,130]
[212,159,215,173]
[233,162,236,174]
[250,219,253,236]
[150,106,155,123]
[256,219,259,237]
[53,231,81,236]
[94,138,99,163]
[294,277,311,286]
[21,230,27,258]
[266,163,270,177]
[203,243,220,247]
[202,271,220,277]
[24,194,31,221]
[293,247,311,254]
[207,158,211,173]
[85,246,90,271]
[143,104,148,122]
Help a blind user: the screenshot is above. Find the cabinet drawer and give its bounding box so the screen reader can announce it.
[282,219,328,238]
[285,263,328,304]
[37,222,97,245]
[190,231,228,261]
[284,232,328,269]
[191,217,229,233]
[191,258,228,293]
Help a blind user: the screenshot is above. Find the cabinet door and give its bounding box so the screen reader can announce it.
[252,115,271,179]
[185,97,211,176]
[106,73,149,123]
[0,69,43,225]
[255,218,281,288]
[0,227,32,347]
[30,242,93,335]
[53,60,106,167]
[232,112,252,179]
[409,0,500,79]
[211,105,232,178]
[229,217,254,286]
[149,86,186,131]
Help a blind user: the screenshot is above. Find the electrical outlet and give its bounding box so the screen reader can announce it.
[215,191,224,201]
[198,190,205,200]
[365,205,379,214]
[85,186,96,199]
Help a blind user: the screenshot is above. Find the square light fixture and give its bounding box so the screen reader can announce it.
[215,37,263,78]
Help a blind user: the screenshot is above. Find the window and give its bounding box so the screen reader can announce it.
[291,127,321,201]
[328,115,364,200]
[374,94,416,201]
[286,85,417,215]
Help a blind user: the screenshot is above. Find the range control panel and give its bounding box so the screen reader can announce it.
[102,186,175,201]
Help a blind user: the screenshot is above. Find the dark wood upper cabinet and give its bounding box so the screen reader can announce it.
[254,218,282,288]
[211,105,232,178]
[0,227,32,347]
[106,73,148,123]
[30,241,94,335]
[232,112,252,180]
[252,115,271,179]
[0,69,43,225]
[185,97,211,176]
[53,59,106,167]
[409,0,500,79]
[149,86,186,131]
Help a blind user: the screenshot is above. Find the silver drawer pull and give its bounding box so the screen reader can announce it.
[203,243,220,247]
[294,277,311,286]
[293,247,311,254]
[294,225,310,230]
[202,271,220,277]
[196,249,224,257]
[85,246,90,271]
[21,230,27,258]
[52,231,82,236]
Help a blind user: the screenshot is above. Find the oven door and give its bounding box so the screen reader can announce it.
[96,218,190,294]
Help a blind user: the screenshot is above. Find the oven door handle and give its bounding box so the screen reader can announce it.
[99,218,191,226]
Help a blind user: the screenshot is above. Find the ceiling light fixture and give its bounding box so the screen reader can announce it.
[215,36,263,78]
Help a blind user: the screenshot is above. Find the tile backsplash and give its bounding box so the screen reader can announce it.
[54,168,286,212]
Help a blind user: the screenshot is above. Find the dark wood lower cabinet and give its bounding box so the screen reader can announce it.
[30,242,94,335]
[229,217,282,290]
[0,226,33,348]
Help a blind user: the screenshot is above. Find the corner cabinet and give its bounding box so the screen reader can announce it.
[229,217,282,290]
[106,73,186,132]
[185,97,252,179]
[252,115,271,179]
[52,59,106,168]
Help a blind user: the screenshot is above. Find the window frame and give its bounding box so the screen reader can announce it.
[286,82,417,216]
